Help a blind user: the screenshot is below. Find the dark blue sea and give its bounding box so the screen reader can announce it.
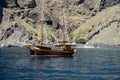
[0,47,120,80]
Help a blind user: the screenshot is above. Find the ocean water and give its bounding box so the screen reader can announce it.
[0,47,120,80]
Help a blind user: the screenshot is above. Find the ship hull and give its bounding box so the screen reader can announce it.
[27,45,74,56]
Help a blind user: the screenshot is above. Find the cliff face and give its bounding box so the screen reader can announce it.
[0,0,36,8]
[100,0,120,9]
[0,0,37,46]
[71,4,120,46]
[0,0,120,46]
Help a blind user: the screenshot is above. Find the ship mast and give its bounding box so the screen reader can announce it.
[62,11,65,42]
[61,0,69,43]
[40,1,44,45]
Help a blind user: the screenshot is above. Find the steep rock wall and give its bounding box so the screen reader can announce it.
[100,0,120,9]
[0,0,120,46]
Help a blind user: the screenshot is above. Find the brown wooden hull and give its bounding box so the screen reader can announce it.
[27,45,75,56]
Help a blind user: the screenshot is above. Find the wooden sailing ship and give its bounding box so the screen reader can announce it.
[26,2,76,56]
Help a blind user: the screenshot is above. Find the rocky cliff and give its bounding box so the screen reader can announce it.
[0,0,120,46]
[71,4,120,46]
